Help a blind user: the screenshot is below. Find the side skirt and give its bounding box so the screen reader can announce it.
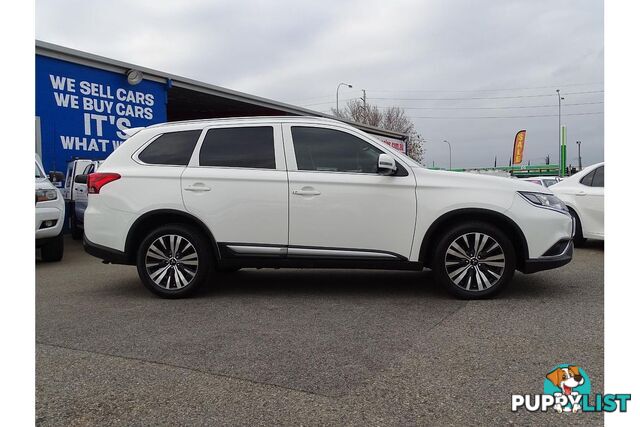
[217,243,424,271]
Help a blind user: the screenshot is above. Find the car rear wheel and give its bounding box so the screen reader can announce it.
[433,222,515,299]
[136,224,212,298]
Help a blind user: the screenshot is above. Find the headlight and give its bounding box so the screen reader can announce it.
[518,191,568,213]
[36,189,58,203]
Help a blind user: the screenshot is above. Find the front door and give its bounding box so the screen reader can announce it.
[283,123,417,260]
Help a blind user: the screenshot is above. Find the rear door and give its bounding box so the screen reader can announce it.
[181,123,289,253]
[283,123,417,260]
[63,160,90,200]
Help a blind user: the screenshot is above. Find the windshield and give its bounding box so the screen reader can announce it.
[35,161,45,178]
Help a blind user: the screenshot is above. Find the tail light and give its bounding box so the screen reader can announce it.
[88,172,121,194]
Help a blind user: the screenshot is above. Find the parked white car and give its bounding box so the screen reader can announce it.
[36,154,65,261]
[84,117,574,299]
[522,176,561,188]
[552,162,604,244]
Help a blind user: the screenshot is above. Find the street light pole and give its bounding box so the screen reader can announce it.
[443,139,452,170]
[576,140,582,170]
[556,89,564,177]
[335,82,353,114]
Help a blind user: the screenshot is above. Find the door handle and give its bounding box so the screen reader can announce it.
[292,188,321,196]
[576,191,586,196]
[184,184,211,192]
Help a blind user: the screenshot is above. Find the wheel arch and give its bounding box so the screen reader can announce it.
[124,209,219,263]
[419,208,529,270]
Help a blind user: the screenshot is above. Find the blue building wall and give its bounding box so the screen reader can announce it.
[36,55,167,172]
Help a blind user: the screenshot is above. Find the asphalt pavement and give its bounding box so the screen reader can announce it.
[36,237,604,426]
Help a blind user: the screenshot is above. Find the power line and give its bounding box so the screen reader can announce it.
[304,96,604,109]
[369,90,604,102]
[394,101,604,110]
[409,111,603,119]
[365,82,603,93]
[289,83,603,104]
[302,97,359,107]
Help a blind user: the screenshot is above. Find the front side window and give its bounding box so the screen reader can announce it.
[199,126,275,169]
[291,127,382,173]
[138,130,201,165]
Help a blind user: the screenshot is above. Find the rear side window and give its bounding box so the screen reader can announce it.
[591,166,604,187]
[138,130,201,165]
[580,169,595,186]
[199,127,275,169]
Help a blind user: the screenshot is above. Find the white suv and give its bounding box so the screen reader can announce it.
[84,117,574,299]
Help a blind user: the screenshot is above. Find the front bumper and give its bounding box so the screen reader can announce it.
[521,240,573,274]
[35,206,64,240]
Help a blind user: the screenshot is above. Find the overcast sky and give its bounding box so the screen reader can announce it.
[36,0,603,168]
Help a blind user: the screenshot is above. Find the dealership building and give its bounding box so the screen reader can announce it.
[35,40,406,174]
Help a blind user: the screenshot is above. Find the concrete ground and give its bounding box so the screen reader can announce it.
[36,237,604,426]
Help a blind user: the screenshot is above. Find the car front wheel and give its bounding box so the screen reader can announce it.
[40,233,64,262]
[433,222,515,299]
[136,224,212,298]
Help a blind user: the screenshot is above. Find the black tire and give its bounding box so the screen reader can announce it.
[70,216,83,240]
[136,224,213,298]
[433,221,516,299]
[569,209,587,247]
[40,233,64,262]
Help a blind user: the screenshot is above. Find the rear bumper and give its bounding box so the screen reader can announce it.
[83,235,131,265]
[521,240,573,274]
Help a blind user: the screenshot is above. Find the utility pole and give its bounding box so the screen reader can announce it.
[556,89,564,177]
[576,140,582,170]
[360,89,366,108]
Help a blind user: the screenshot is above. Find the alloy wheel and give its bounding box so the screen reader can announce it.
[145,234,199,289]
[445,232,505,292]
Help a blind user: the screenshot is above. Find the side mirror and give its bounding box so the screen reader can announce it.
[377,153,397,176]
[48,171,65,185]
[75,174,88,184]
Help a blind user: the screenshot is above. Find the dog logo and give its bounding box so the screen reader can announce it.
[544,364,590,413]
[512,364,630,413]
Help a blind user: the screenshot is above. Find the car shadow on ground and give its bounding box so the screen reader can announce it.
[38,236,603,302]
[96,267,584,302]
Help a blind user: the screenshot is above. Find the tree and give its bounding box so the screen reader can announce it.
[332,101,425,164]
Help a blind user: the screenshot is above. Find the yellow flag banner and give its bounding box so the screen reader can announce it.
[512,130,526,165]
